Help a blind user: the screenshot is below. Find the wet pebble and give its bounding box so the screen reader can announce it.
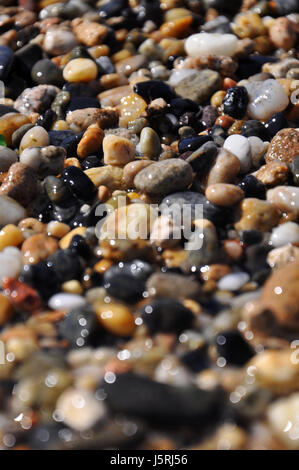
[235,198,280,232]
[61,165,97,201]
[207,148,240,185]
[31,59,63,86]
[139,127,161,159]
[19,126,50,152]
[270,222,299,248]
[58,305,98,348]
[103,134,135,167]
[48,293,86,311]
[14,85,58,116]
[134,159,193,195]
[185,33,238,57]
[266,128,299,164]
[20,146,66,177]
[205,183,244,206]
[244,79,289,121]
[218,271,250,291]
[63,58,98,83]
[267,186,299,217]
[43,28,78,56]
[0,162,38,206]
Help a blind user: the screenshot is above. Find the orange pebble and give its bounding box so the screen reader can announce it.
[223,77,238,90]
[64,157,81,168]
[77,124,104,159]
[159,16,193,39]
[215,115,235,129]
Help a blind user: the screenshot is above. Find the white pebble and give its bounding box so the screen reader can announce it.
[223,135,251,173]
[0,247,22,285]
[0,195,26,228]
[48,293,87,311]
[267,186,299,216]
[270,222,299,248]
[248,136,268,160]
[218,272,250,291]
[244,79,289,121]
[19,126,49,152]
[185,33,238,58]
[55,387,106,432]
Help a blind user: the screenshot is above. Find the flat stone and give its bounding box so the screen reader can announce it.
[174,70,221,105]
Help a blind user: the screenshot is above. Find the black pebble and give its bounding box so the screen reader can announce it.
[184,141,218,174]
[98,0,126,18]
[178,135,212,154]
[240,230,263,246]
[60,131,84,157]
[19,262,60,300]
[265,112,289,139]
[70,234,91,259]
[63,82,97,98]
[141,298,194,334]
[104,259,154,284]
[239,174,266,199]
[0,45,13,80]
[169,98,198,117]
[14,44,43,79]
[66,97,100,113]
[216,330,254,366]
[81,155,103,170]
[35,109,57,131]
[47,248,83,282]
[222,86,249,119]
[31,59,64,86]
[61,166,97,201]
[241,120,269,141]
[59,306,99,348]
[209,124,227,147]
[134,80,175,102]
[44,175,72,205]
[104,273,145,303]
[49,130,74,147]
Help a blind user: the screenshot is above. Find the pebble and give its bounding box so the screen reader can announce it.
[185,33,238,57]
[19,126,50,152]
[241,120,269,141]
[84,165,125,191]
[0,247,22,284]
[134,159,193,195]
[256,161,289,187]
[63,58,98,83]
[139,127,161,159]
[20,146,66,177]
[267,244,299,270]
[267,393,299,450]
[123,160,153,188]
[222,86,249,119]
[72,20,108,47]
[266,128,299,164]
[119,93,147,127]
[0,162,38,206]
[183,219,220,270]
[223,135,251,173]
[0,224,24,251]
[215,330,254,366]
[61,165,96,201]
[244,79,289,121]
[0,293,14,326]
[205,184,244,206]
[66,108,118,132]
[56,388,106,432]
[0,113,31,147]
[269,17,296,50]
[207,148,240,185]
[77,125,104,160]
[104,272,145,304]
[22,233,58,264]
[115,55,148,77]
[146,272,201,300]
[218,272,250,291]
[103,134,136,167]
[174,70,221,105]
[270,222,299,248]
[95,302,136,337]
[43,28,78,55]
[101,372,223,426]
[0,45,13,80]
[267,186,299,217]
[0,147,18,172]
[0,195,26,228]
[235,198,280,232]
[31,59,63,86]
[14,85,58,116]
[48,293,86,311]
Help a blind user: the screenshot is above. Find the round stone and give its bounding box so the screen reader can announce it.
[205,183,244,206]
[270,222,299,248]
[63,58,98,83]
[185,33,238,57]
[223,135,251,173]
[244,79,289,121]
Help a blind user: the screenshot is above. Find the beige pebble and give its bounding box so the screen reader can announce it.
[269,17,296,50]
[205,184,244,206]
[47,221,70,238]
[63,58,98,83]
[19,126,49,152]
[235,198,280,232]
[98,85,132,108]
[103,134,136,167]
[21,233,59,264]
[267,244,299,269]
[62,280,83,295]
[95,302,136,337]
[255,161,289,187]
[84,165,126,190]
[206,148,240,186]
[123,160,153,188]
[150,214,179,248]
[267,186,299,217]
[268,393,299,449]
[66,108,118,132]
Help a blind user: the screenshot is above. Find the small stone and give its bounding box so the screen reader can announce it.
[266,128,299,164]
[115,55,148,77]
[141,298,194,334]
[0,113,31,147]
[0,147,18,172]
[235,198,280,232]
[48,293,86,311]
[0,45,13,80]
[19,126,50,152]
[244,79,289,121]
[267,244,299,270]
[182,219,220,271]
[267,186,299,217]
[43,28,78,55]
[0,195,26,228]
[146,272,201,300]
[119,93,147,127]
[139,127,161,159]
[134,159,193,195]
[207,148,240,185]
[255,161,289,187]
[61,165,96,201]
[77,125,105,159]
[205,183,244,206]
[269,17,296,50]
[241,120,269,141]
[14,85,58,116]
[20,146,66,177]
[103,134,135,167]
[63,58,98,83]
[174,70,221,105]
[0,162,38,206]
[98,85,132,108]
[95,302,136,337]
[0,247,22,284]
[72,20,108,47]
[185,33,238,57]
[123,160,153,188]
[31,59,63,86]
[270,222,299,248]
[0,224,24,252]
[56,387,106,432]
[222,86,249,119]
[21,233,58,264]
[84,165,125,191]
[218,272,250,291]
[223,135,251,173]
[66,108,118,132]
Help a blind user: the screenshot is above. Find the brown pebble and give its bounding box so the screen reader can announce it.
[0,294,14,326]
[72,19,108,47]
[269,17,296,50]
[98,185,111,202]
[21,233,59,264]
[0,162,39,206]
[77,124,105,159]
[205,183,244,206]
[207,148,240,185]
[200,264,231,282]
[115,55,148,76]
[235,198,280,232]
[255,161,289,187]
[266,128,299,164]
[123,160,154,187]
[66,108,118,131]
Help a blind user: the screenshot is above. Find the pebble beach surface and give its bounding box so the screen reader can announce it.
[0,0,298,451]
